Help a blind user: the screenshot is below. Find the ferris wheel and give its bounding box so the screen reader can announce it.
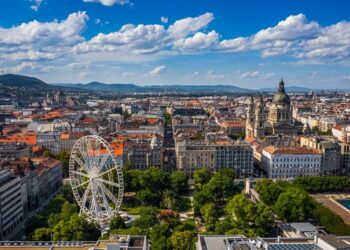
[69,135,124,227]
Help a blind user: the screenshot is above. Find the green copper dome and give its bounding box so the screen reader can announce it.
[272,79,290,105]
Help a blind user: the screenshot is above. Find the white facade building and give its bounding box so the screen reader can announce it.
[261,146,321,179]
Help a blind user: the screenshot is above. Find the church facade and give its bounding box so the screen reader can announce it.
[246,79,299,139]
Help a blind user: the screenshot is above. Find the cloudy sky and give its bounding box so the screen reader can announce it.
[1,0,350,89]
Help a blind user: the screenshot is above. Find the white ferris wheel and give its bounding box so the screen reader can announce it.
[69,135,124,227]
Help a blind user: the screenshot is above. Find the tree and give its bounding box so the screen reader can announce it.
[273,187,315,222]
[47,214,61,229]
[294,176,350,193]
[226,194,256,228]
[55,151,70,177]
[32,228,52,241]
[52,214,100,241]
[123,169,141,192]
[215,218,233,234]
[200,203,218,231]
[136,188,160,205]
[193,187,215,216]
[205,168,238,201]
[165,113,172,126]
[193,168,213,190]
[149,224,172,250]
[43,150,54,158]
[225,194,274,236]
[139,167,169,193]
[110,215,126,230]
[256,179,284,206]
[162,190,177,210]
[170,231,195,250]
[134,206,159,229]
[60,201,79,221]
[254,203,275,235]
[170,171,188,194]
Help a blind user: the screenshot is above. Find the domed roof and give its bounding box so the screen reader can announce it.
[272,79,290,105]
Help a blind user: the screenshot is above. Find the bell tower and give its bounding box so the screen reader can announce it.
[254,95,265,138]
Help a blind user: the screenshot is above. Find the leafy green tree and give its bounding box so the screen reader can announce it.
[215,218,233,234]
[110,215,126,230]
[149,224,172,250]
[273,187,315,222]
[47,214,61,229]
[254,203,275,235]
[162,189,177,209]
[225,194,274,236]
[206,168,238,200]
[193,187,215,216]
[165,113,172,126]
[52,214,100,241]
[55,151,70,177]
[256,179,284,206]
[170,171,188,194]
[123,169,141,192]
[200,203,218,231]
[226,194,256,228]
[60,201,79,221]
[32,228,52,241]
[193,168,213,190]
[134,206,159,229]
[173,221,196,233]
[294,176,350,193]
[43,150,54,158]
[170,231,195,250]
[139,167,169,193]
[136,188,160,205]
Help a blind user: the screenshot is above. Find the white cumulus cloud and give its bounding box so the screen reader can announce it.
[146,65,167,77]
[161,16,168,24]
[83,0,129,6]
[30,0,43,11]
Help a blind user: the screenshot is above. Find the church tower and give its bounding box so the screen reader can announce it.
[245,96,255,138]
[254,95,266,138]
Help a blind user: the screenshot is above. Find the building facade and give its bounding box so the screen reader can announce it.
[261,146,321,179]
[0,142,31,160]
[300,136,341,175]
[0,170,24,240]
[175,139,253,179]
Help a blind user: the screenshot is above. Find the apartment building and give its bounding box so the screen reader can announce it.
[300,136,341,175]
[0,142,31,160]
[0,170,24,240]
[175,138,253,179]
[261,146,321,179]
[0,157,62,212]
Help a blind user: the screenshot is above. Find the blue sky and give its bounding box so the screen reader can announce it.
[1,0,350,89]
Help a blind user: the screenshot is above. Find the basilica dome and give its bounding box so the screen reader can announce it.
[272,79,290,105]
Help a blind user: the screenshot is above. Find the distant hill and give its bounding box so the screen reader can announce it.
[260,86,312,92]
[0,74,49,88]
[55,82,252,93]
[57,82,139,92]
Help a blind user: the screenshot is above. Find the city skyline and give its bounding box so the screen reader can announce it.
[1,0,350,88]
